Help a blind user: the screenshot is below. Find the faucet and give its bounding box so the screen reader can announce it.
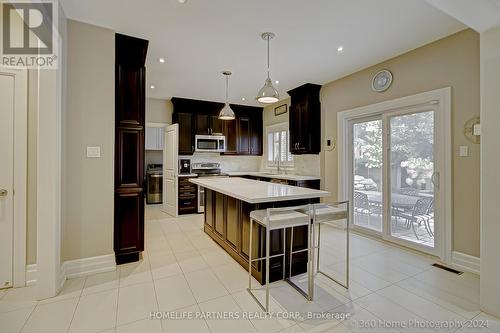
[274,146,286,175]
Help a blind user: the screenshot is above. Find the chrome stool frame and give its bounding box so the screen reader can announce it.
[247,204,313,313]
[310,201,350,295]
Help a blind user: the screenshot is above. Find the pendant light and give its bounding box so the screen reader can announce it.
[256,32,279,104]
[218,71,235,120]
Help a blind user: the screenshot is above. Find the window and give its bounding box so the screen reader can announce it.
[266,122,293,167]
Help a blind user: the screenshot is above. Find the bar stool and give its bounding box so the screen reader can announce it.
[310,201,350,295]
[247,204,312,313]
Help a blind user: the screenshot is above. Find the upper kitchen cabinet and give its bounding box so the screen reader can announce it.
[228,104,263,156]
[172,111,194,155]
[145,126,164,150]
[250,112,263,155]
[288,83,322,154]
[222,118,238,154]
[172,97,263,156]
[195,114,224,135]
[237,116,251,154]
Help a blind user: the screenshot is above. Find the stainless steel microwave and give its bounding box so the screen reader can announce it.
[195,135,226,153]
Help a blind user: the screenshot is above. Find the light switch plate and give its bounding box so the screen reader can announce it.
[459,145,469,157]
[473,124,481,136]
[86,146,101,158]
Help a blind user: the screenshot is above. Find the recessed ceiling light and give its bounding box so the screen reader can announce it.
[150,85,155,89]
[159,58,165,63]
[275,80,279,84]
[178,0,187,3]
[241,98,246,101]
[337,46,344,53]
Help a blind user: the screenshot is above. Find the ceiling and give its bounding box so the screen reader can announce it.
[60,0,465,106]
[425,0,500,33]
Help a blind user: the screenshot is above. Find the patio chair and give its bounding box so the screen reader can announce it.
[354,191,371,215]
[423,200,434,237]
[393,197,434,240]
[354,191,381,228]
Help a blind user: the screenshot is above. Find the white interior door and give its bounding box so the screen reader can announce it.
[0,72,15,289]
[163,124,179,217]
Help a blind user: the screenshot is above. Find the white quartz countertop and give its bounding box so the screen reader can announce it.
[189,177,330,204]
[224,171,320,181]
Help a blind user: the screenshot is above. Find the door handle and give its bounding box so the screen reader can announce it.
[0,189,8,197]
[431,172,440,190]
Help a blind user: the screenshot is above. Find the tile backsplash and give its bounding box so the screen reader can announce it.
[179,153,261,172]
[180,152,320,177]
[259,154,321,177]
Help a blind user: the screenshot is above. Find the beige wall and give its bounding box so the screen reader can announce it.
[480,26,500,317]
[321,29,480,257]
[146,98,173,124]
[62,20,115,261]
[261,98,321,177]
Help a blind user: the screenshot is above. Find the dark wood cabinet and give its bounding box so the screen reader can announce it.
[237,117,251,154]
[195,114,224,135]
[214,192,225,237]
[211,115,224,135]
[288,83,322,155]
[173,112,194,155]
[114,33,149,265]
[116,67,145,126]
[178,177,197,214]
[250,113,263,155]
[195,114,210,135]
[114,191,144,260]
[223,119,238,154]
[172,97,263,156]
[225,197,239,250]
[205,189,214,228]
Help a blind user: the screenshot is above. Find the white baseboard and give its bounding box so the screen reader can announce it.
[451,251,480,275]
[25,264,37,286]
[26,254,116,286]
[62,254,116,279]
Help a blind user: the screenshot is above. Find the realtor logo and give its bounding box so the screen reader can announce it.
[1,0,58,68]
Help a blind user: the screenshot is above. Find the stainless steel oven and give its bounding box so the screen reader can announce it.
[195,135,226,153]
[191,162,229,213]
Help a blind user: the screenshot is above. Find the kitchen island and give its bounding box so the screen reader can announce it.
[189,177,330,284]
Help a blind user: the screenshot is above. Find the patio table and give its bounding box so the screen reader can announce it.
[360,190,420,209]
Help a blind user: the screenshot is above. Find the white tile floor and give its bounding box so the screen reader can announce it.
[0,205,498,333]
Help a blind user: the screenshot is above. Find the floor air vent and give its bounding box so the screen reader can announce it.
[432,263,463,275]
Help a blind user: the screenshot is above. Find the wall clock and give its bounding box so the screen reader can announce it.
[372,69,393,92]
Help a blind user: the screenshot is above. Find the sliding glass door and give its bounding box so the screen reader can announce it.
[387,110,435,249]
[349,107,438,254]
[351,118,383,233]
